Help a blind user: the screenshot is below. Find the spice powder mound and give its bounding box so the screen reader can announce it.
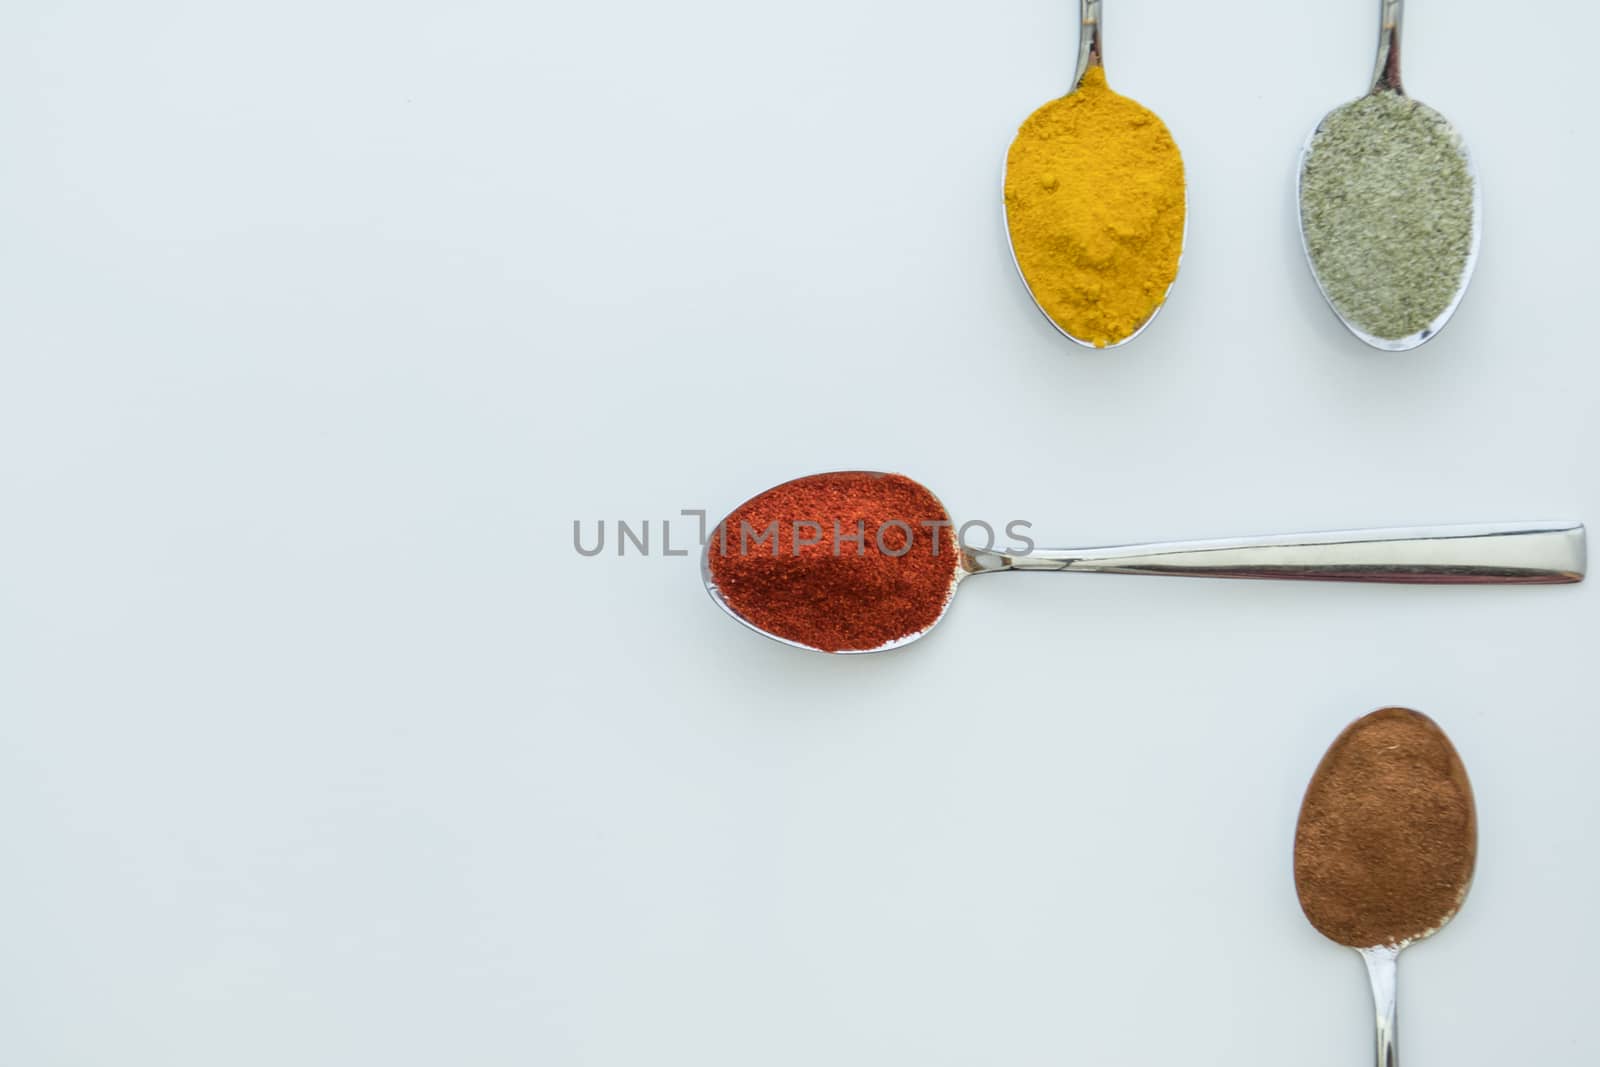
[1293,707,1477,949]
[706,472,960,653]
[1004,66,1186,347]
[1299,91,1475,341]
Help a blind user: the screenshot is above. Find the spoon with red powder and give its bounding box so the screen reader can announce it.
[703,471,1584,653]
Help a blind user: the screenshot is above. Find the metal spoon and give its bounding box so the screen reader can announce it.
[702,471,1586,654]
[1297,0,1481,351]
[1002,0,1185,349]
[1294,707,1478,1067]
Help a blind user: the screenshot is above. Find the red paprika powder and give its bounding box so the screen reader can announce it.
[706,471,960,652]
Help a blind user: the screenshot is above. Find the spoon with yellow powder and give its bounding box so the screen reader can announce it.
[1003,0,1186,348]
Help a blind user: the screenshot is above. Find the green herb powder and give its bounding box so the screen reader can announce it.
[1299,91,1474,341]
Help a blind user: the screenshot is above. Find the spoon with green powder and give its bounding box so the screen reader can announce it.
[1297,0,1480,350]
[1002,0,1187,349]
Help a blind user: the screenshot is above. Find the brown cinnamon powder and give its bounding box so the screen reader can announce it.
[1293,707,1477,948]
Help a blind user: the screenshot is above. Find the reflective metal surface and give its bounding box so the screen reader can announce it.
[1072,0,1103,90]
[1371,0,1404,94]
[1361,946,1400,1067]
[963,521,1586,584]
[1296,0,1480,352]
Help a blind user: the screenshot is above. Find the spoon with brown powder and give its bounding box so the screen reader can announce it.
[1294,707,1477,1067]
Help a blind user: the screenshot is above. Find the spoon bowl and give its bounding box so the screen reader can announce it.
[704,471,1586,654]
[1297,0,1480,350]
[1002,0,1186,349]
[1295,707,1478,1066]
[701,470,963,654]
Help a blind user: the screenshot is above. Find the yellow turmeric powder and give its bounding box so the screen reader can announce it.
[1003,67,1186,347]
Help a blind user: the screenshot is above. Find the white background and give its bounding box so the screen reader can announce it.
[3,1,1596,1064]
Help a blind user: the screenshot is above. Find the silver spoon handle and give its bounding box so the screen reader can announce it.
[984,521,1585,583]
[1361,946,1400,1067]
[1372,0,1404,93]
[1072,0,1103,88]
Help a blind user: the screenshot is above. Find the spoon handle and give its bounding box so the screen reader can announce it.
[1073,0,1103,89]
[986,521,1585,583]
[1361,946,1400,1067]
[1371,0,1404,94]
